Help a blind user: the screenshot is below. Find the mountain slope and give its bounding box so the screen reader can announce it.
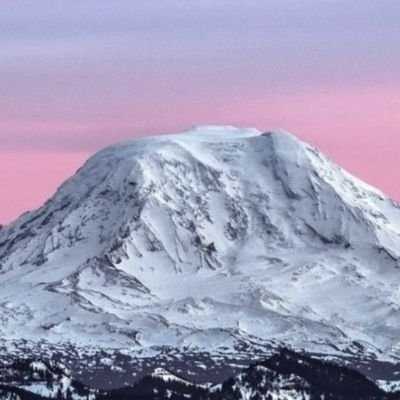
[1,125,400,375]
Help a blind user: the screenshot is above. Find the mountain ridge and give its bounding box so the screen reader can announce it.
[2,349,399,399]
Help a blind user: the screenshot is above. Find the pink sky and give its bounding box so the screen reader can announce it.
[1,1,399,224]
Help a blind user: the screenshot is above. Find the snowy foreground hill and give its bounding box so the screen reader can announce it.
[2,126,400,389]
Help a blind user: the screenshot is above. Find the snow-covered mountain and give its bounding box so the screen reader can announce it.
[1,125,400,381]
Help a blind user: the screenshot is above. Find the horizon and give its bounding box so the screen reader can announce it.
[1,0,399,224]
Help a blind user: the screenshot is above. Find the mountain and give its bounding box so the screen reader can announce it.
[3,350,398,400]
[1,125,400,387]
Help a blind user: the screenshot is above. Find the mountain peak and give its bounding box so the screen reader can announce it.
[177,126,303,148]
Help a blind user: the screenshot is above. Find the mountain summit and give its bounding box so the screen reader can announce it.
[1,125,400,368]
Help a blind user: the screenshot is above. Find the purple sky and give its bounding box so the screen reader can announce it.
[1,1,400,224]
